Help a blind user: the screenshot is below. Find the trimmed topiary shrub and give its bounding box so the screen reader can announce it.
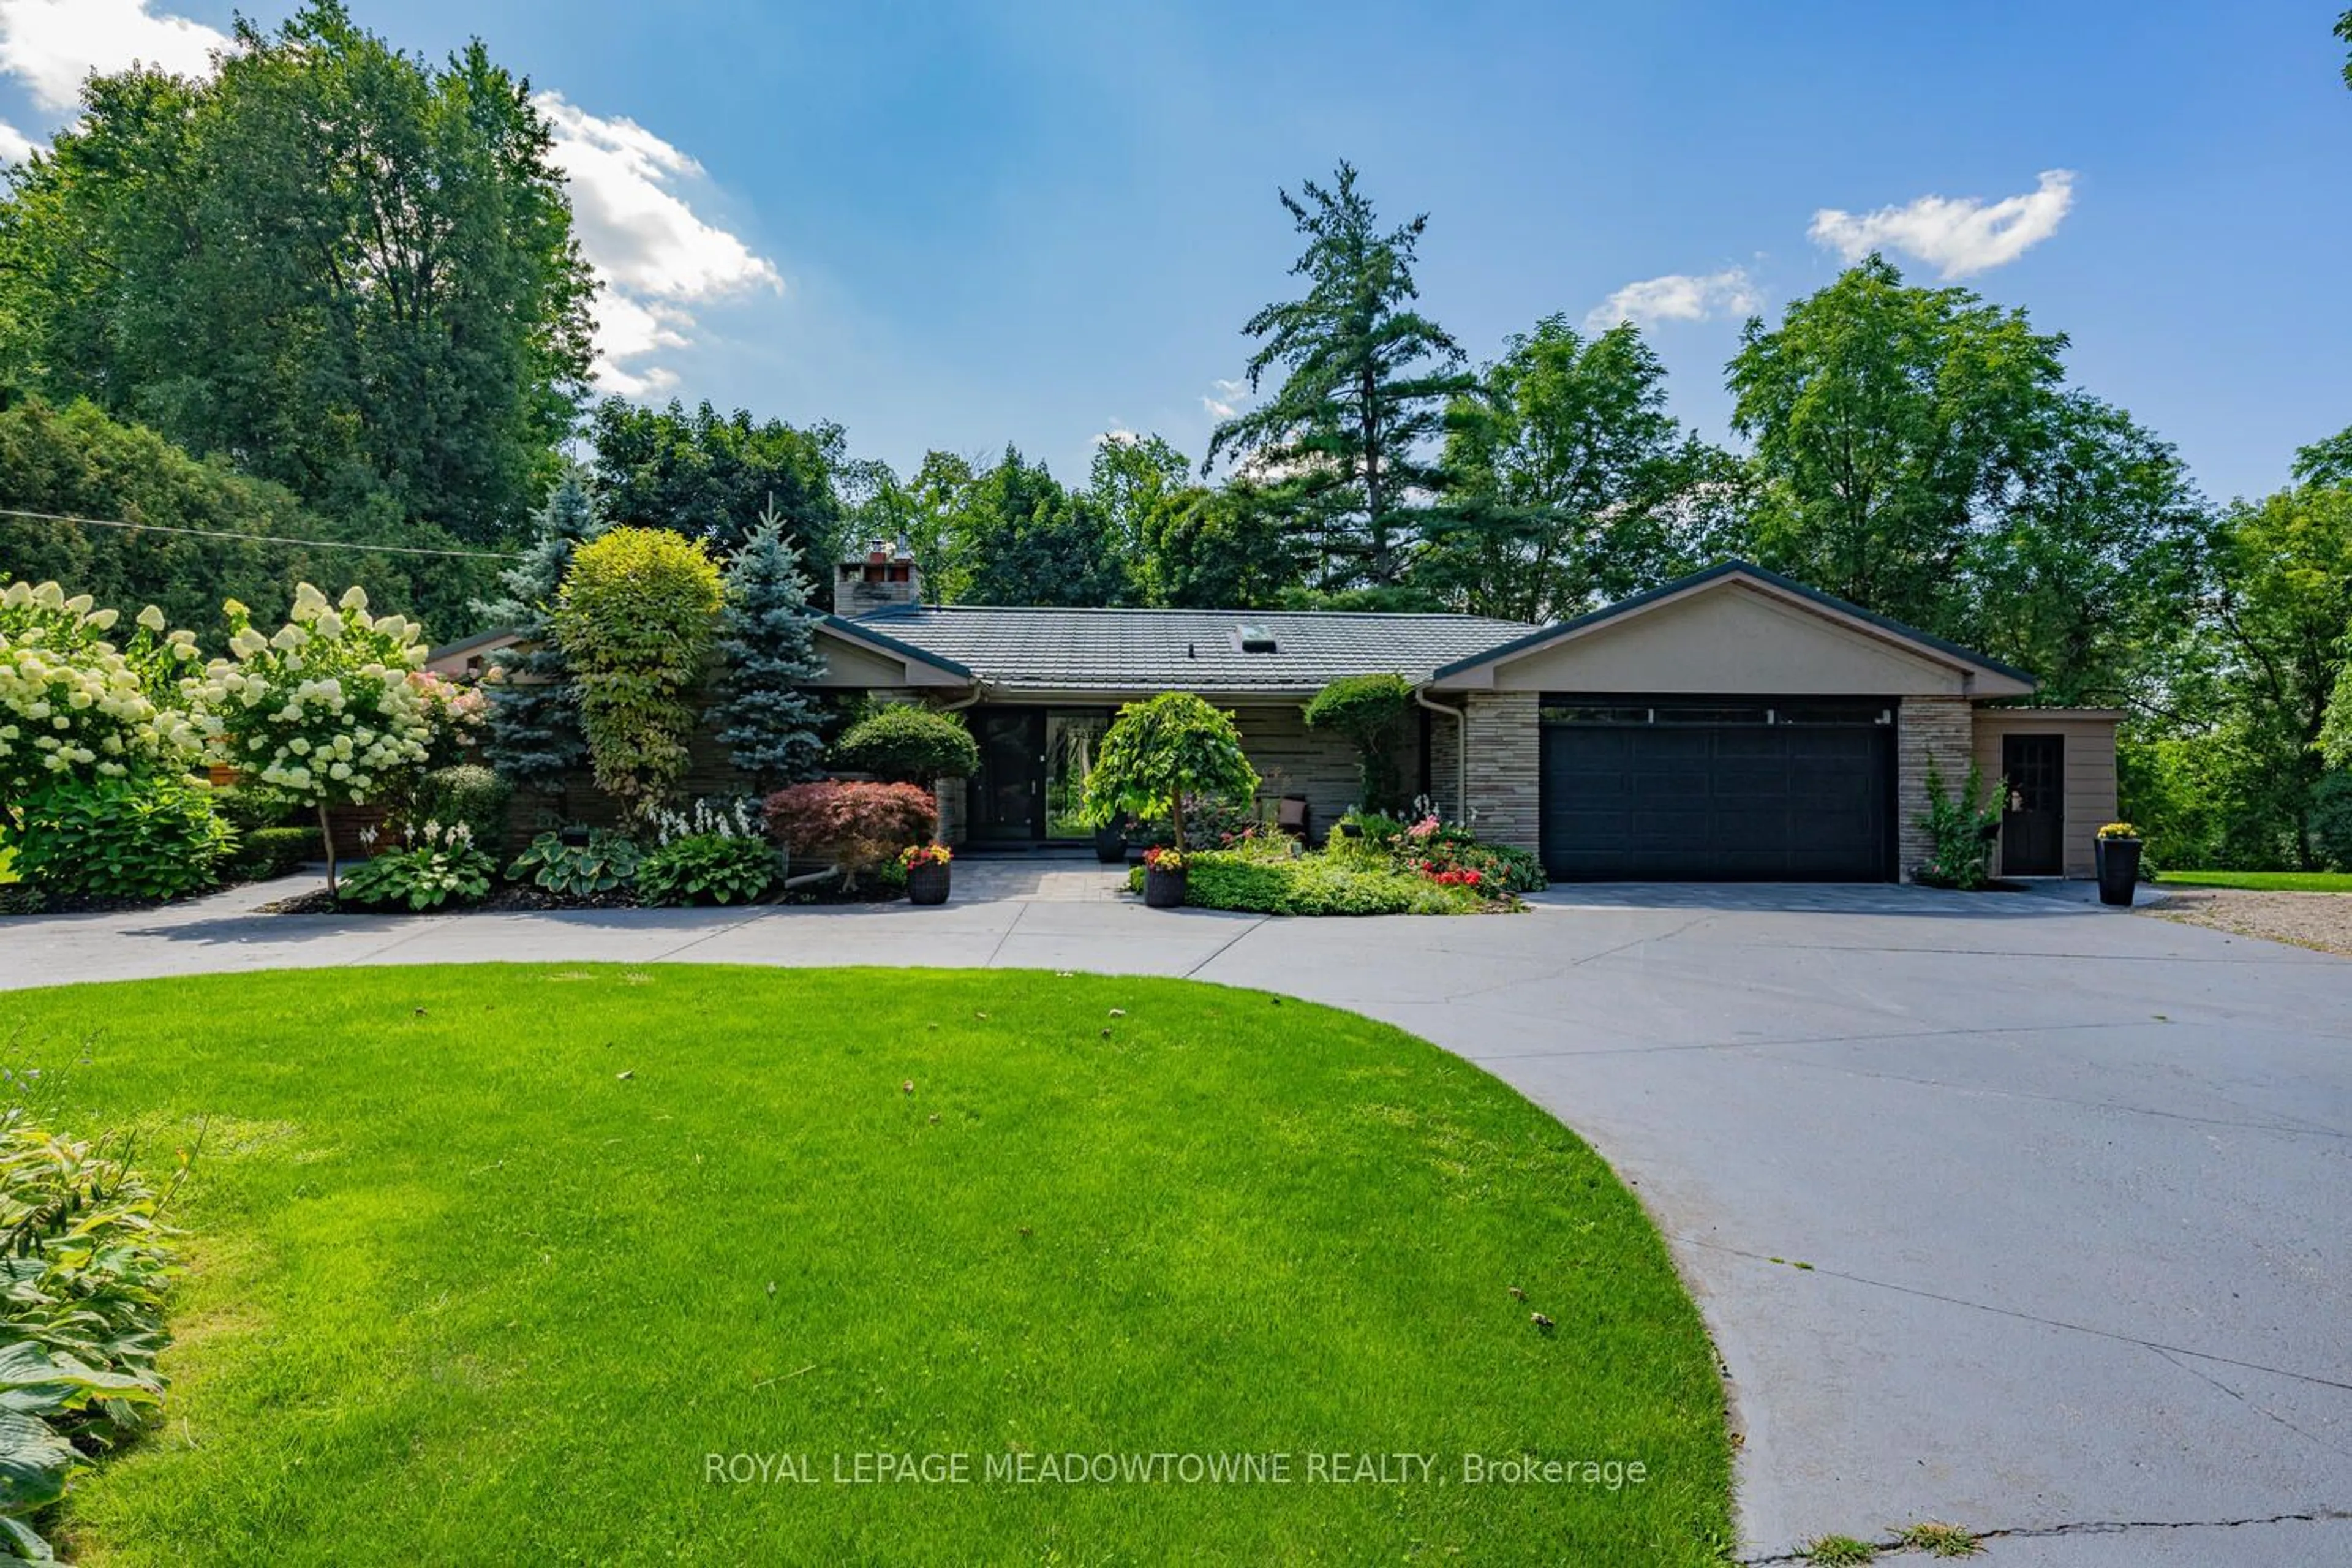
[1303,672,1412,812]
[764,780,937,883]
[831,705,981,785]
[226,823,321,882]
[552,526,724,826]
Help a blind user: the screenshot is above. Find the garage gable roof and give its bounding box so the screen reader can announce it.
[1427,560,2037,692]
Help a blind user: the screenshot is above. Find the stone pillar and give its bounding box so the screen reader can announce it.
[1460,691,1540,853]
[1896,696,1975,881]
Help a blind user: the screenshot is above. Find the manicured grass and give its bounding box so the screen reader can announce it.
[2,966,1729,1565]
[2154,869,2352,892]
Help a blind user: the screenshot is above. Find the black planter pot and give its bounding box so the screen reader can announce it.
[2095,837,2141,906]
[906,862,951,906]
[1142,866,1188,910]
[1093,821,1128,864]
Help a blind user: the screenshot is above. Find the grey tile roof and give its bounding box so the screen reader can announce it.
[850,604,1535,695]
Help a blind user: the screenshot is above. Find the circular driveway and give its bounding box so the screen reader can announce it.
[6,873,2348,1562]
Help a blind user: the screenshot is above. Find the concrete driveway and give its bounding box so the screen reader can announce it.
[3,874,2348,1562]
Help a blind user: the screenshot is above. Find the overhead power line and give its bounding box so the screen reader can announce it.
[0,505,524,560]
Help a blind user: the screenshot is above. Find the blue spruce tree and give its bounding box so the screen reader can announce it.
[479,465,605,798]
[710,503,829,791]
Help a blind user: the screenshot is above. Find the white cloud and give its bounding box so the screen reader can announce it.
[531,92,780,394]
[1201,376,1249,420]
[1809,170,2076,279]
[1585,268,1760,331]
[0,0,225,113]
[0,118,39,162]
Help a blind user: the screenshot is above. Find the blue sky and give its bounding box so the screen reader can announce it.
[2,2,2346,505]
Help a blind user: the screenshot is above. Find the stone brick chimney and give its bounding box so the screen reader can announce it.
[836,537,922,616]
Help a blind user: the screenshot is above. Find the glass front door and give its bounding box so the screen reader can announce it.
[969,709,1045,842]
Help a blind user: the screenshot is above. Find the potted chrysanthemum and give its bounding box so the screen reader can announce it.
[900,842,952,906]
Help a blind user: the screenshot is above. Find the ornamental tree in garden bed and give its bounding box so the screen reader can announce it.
[552,527,724,826]
[709,506,829,792]
[763,780,936,886]
[1082,692,1259,854]
[195,584,432,893]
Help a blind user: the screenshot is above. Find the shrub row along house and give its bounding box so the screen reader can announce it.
[440,541,2122,883]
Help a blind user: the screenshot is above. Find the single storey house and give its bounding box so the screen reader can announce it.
[801,541,2121,882]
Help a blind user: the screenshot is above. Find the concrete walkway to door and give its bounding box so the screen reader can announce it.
[2,874,2348,1564]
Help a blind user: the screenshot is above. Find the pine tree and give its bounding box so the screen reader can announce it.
[1205,162,1472,589]
[479,465,605,797]
[709,502,829,791]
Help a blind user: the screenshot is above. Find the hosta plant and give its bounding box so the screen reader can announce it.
[338,821,496,911]
[636,797,777,906]
[194,584,432,892]
[0,1110,183,1559]
[508,829,641,899]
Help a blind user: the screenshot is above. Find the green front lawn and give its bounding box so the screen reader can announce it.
[2,966,1728,1564]
[2154,870,2352,892]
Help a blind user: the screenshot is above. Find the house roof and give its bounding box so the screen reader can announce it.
[848,603,1533,696]
[1428,559,2037,690]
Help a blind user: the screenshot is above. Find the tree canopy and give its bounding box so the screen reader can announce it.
[0,1,594,546]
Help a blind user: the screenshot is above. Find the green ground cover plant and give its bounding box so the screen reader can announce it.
[0,965,1729,1565]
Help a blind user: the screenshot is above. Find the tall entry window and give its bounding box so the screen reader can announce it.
[1045,710,1111,839]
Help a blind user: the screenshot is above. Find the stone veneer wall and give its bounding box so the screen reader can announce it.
[1896,696,1976,881]
[1426,703,1464,821]
[1460,690,1541,853]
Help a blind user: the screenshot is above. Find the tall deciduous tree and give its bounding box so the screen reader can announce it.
[940,446,1124,606]
[709,503,828,791]
[1206,162,1472,589]
[0,1,594,544]
[479,467,604,798]
[586,397,845,564]
[1729,255,2068,634]
[1425,316,1740,620]
[1087,433,1191,602]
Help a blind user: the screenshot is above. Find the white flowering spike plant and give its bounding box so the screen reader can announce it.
[194,584,432,892]
[0,579,204,798]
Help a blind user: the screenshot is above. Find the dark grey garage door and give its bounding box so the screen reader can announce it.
[1540,700,1895,881]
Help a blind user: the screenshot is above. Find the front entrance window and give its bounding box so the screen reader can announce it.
[1045,710,1111,839]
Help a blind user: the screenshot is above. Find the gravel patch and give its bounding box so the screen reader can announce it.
[2142,888,2352,957]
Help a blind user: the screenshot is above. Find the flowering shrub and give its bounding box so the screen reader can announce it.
[0,579,202,795]
[409,670,486,766]
[339,820,496,910]
[763,780,937,883]
[194,583,432,891]
[899,842,952,869]
[1419,862,1484,888]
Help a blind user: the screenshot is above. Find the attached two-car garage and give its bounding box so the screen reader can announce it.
[1423,562,2052,884]
[1538,699,1895,881]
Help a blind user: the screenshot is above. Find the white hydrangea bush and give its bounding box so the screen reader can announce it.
[0,579,203,796]
[194,584,432,809]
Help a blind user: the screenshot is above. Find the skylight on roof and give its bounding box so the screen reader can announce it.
[1234,622,1278,653]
